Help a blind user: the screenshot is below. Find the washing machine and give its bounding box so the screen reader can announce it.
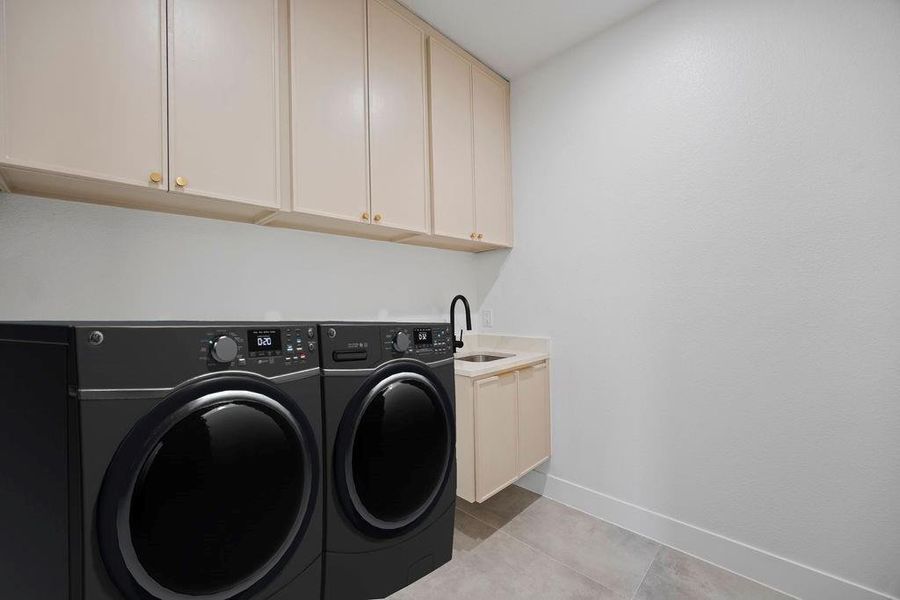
[319,322,456,600]
[0,322,323,600]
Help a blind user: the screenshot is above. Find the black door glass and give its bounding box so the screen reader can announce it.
[352,380,449,523]
[130,400,305,595]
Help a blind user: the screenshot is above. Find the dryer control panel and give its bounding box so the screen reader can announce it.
[319,323,452,370]
[381,324,452,361]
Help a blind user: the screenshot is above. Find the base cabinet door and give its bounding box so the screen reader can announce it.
[474,372,518,502]
[517,363,550,475]
[0,0,166,188]
[168,0,282,208]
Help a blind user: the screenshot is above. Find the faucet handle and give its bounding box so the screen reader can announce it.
[455,329,465,349]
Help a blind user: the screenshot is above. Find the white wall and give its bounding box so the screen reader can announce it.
[0,193,476,321]
[478,0,900,598]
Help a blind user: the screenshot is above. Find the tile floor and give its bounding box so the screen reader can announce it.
[390,485,793,600]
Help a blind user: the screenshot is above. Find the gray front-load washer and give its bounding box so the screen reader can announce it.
[0,322,323,600]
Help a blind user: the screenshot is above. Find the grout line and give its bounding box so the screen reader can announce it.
[522,479,802,600]
[453,502,498,532]
[493,527,626,598]
[455,501,629,598]
[630,545,661,600]
[458,491,801,600]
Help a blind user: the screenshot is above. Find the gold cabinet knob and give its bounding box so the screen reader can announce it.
[175,176,188,187]
[477,233,484,240]
[373,214,382,223]
[149,171,162,184]
[361,212,370,222]
[470,232,477,240]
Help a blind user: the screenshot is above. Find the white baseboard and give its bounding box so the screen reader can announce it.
[517,470,897,600]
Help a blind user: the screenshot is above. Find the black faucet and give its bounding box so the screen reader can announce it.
[450,294,472,353]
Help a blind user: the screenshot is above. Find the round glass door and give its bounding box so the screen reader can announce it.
[338,368,453,536]
[131,399,303,595]
[98,377,317,600]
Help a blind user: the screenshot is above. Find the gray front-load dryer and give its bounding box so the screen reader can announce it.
[319,322,456,600]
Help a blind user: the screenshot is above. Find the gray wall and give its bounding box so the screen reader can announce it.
[477,0,900,597]
[0,192,476,321]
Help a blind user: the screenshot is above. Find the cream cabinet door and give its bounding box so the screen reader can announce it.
[473,69,511,245]
[474,372,518,502]
[0,0,166,187]
[291,0,368,222]
[168,0,282,208]
[429,38,475,241]
[517,362,550,475]
[367,0,429,233]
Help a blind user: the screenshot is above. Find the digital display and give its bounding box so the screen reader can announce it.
[413,328,433,346]
[248,329,282,353]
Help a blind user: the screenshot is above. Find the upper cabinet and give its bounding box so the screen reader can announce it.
[429,39,475,241]
[0,0,512,251]
[0,0,167,188]
[168,0,283,208]
[472,69,512,246]
[278,0,429,238]
[290,0,369,223]
[428,39,512,248]
[366,0,429,234]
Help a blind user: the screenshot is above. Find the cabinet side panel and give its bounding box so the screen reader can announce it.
[0,339,71,598]
[454,375,475,502]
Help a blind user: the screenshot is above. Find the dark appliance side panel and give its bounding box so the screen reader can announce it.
[0,332,74,599]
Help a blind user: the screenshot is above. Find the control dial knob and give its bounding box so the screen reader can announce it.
[392,331,411,353]
[210,335,239,364]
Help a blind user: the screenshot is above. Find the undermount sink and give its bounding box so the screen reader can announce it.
[456,353,512,363]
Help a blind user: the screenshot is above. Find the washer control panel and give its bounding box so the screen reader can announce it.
[73,323,320,390]
[201,324,319,373]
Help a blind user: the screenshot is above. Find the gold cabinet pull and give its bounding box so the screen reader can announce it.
[149,172,162,184]
[477,233,484,240]
[373,214,383,223]
[175,176,188,187]
[361,212,370,221]
[470,233,477,240]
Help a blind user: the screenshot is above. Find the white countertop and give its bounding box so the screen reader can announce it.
[452,333,550,379]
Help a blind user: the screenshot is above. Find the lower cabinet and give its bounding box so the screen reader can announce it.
[456,361,551,503]
[474,373,519,502]
[516,362,550,475]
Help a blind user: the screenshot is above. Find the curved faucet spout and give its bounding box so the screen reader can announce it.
[450,294,472,353]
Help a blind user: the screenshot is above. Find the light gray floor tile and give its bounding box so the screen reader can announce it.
[500,497,660,598]
[456,484,542,529]
[391,530,624,600]
[452,508,496,556]
[634,547,793,600]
